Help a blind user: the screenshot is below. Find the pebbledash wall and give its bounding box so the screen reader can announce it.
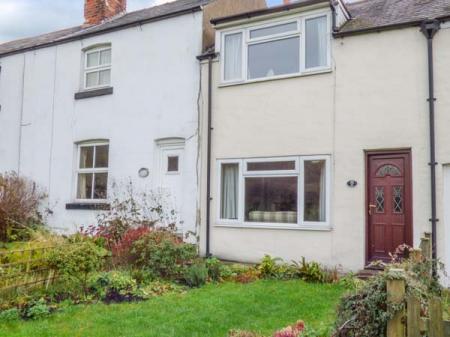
[0,12,204,234]
[198,10,450,283]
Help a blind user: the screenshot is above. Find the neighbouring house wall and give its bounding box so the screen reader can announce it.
[0,11,204,235]
[199,23,450,278]
[202,0,267,50]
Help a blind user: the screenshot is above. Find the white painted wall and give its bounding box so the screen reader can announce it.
[0,11,204,235]
[200,18,450,272]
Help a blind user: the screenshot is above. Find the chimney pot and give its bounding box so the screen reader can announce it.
[84,0,126,25]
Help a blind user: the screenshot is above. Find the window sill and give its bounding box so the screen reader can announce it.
[218,68,332,88]
[66,203,110,210]
[74,87,113,100]
[214,222,332,231]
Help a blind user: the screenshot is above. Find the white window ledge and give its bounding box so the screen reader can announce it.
[218,68,332,88]
[214,222,333,231]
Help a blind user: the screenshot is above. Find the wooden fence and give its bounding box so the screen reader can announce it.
[387,268,450,337]
[0,245,58,298]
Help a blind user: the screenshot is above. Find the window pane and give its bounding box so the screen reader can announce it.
[87,51,100,68]
[77,173,93,199]
[245,176,297,224]
[305,16,328,69]
[100,49,111,65]
[167,156,179,172]
[247,161,295,171]
[248,37,300,79]
[93,173,108,199]
[224,33,242,81]
[95,145,109,168]
[79,146,94,168]
[250,22,298,39]
[86,72,99,88]
[221,164,239,219]
[304,160,326,222]
[99,69,111,86]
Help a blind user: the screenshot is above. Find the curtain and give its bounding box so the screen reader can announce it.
[318,162,326,222]
[306,16,327,69]
[224,33,242,81]
[221,164,238,219]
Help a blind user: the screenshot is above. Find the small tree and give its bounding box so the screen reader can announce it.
[0,172,46,242]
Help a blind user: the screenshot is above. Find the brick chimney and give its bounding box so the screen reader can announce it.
[283,0,290,4]
[84,0,127,25]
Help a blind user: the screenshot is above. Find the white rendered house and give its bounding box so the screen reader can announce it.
[198,0,450,285]
[0,0,265,235]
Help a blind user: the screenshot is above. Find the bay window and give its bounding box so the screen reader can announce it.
[76,142,109,201]
[220,12,330,83]
[217,156,331,228]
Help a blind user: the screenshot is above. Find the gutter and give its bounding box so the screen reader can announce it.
[335,15,450,38]
[211,0,328,26]
[196,51,217,257]
[420,19,440,275]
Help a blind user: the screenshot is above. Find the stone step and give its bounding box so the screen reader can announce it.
[357,268,381,280]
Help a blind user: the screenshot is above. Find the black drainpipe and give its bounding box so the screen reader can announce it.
[205,55,213,257]
[420,19,440,275]
[197,51,216,257]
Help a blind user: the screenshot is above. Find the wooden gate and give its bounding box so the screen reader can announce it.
[387,269,450,337]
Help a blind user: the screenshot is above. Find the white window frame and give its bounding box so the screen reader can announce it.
[219,10,331,85]
[216,155,331,230]
[83,46,112,90]
[75,141,109,202]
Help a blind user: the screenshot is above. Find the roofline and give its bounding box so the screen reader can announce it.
[196,51,218,61]
[0,5,204,58]
[210,0,329,25]
[334,14,450,37]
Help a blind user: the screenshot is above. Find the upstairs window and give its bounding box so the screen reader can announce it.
[84,46,111,89]
[221,13,330,84]
[76,142,109,200]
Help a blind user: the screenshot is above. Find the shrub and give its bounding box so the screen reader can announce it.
[258,255,293,279]
[335,255,443,337]
[205,257,223,281]
[89,271,143,303]
[234,268,260,284]
[85,181,181,248]
[140,280,184,297]
[0,308,20,322]
[131,230,197,279]
[338,272,364,291]
[292,257,328,283]
[131,268,157,285]
[0,172,47,242]
[219,264,233,280]
[46,238,108,297]
[111,226,151,266]
[184,263,208,287]
[23,299,51,320]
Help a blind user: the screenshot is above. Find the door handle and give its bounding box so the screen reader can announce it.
[368,204,376,216]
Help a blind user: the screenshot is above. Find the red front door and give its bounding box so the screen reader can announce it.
[367,151,413,263]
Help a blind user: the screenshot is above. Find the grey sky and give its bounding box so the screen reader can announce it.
[0,0,282,43]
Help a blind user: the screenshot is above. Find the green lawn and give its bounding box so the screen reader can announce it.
[0,280,345,337]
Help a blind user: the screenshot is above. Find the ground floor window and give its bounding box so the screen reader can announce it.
[217,156,331,228]
[76,141,109,201]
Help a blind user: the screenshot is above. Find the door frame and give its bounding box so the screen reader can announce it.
[364,149,413,265]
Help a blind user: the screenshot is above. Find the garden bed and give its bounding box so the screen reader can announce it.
[0,280,344,337]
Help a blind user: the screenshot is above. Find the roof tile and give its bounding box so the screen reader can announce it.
[0,0,211,57]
